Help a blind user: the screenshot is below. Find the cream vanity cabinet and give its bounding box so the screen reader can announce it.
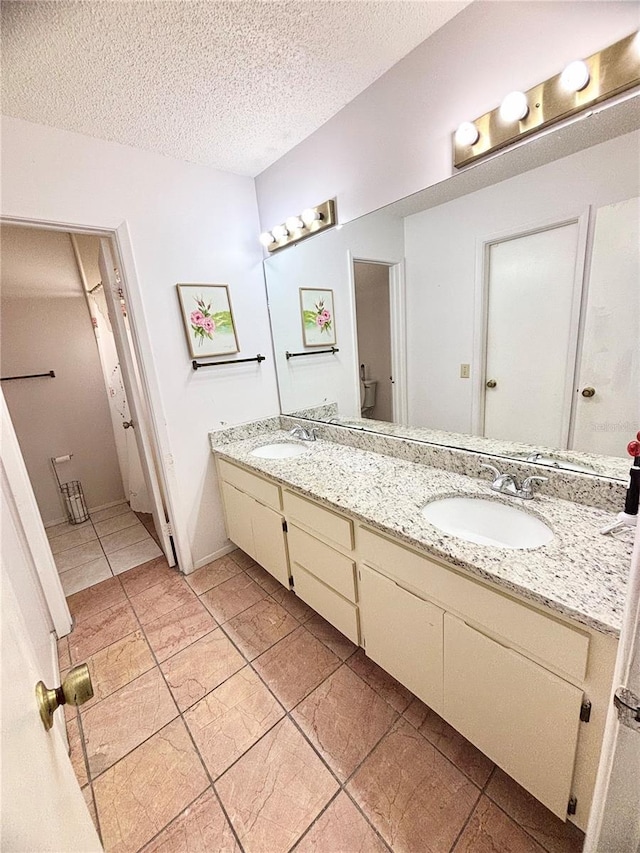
[217,459,289,588]
[283,491,359,644]
[216,456,616,828]
[359,527,615,828]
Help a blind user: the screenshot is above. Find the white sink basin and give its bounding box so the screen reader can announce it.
[421,497,553,549]
[250,442,309,459]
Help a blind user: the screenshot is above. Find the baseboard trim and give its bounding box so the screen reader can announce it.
[189,542,237,574]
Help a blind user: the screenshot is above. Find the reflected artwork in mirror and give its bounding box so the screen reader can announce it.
[263,99,640,483]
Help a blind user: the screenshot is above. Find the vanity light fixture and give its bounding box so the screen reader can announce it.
[499,91,529,123]
[453,30,640,168]
[260,199,337,253]
[285,215,304,232]
[455,121,480,147]
[560,59,590,93]
[259,231,276,247]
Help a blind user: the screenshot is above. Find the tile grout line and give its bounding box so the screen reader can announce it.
[113,572,249,853]
[69,554,559,853]
[75,561,460,851]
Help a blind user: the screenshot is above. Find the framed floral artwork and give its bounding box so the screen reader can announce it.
[299,288,336,347]
[176,284,240,358]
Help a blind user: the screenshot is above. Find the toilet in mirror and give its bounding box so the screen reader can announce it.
[263,104,639,483]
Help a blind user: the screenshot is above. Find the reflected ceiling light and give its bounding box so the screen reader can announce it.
[259,200,336,253]
[499,91,529,123]
[285,216,304,231]
[560,59,590,92]
[455,121,480,147]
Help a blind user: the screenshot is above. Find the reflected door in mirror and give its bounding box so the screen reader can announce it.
[483,221,582,448]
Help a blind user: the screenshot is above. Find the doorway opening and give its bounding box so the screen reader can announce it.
[1,224,175,597]
[352,258,407,424]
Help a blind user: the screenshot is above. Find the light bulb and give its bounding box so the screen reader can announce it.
[301,208,322,226]
[259,231,275,247]
[560,60,590,92]
[455,121,479,147]
[499,91,529,123]
[272,224,289,241]
[285,216,304,231]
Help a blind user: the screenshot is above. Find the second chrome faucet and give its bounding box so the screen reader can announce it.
[480,464,547,500]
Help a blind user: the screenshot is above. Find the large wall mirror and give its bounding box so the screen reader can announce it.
[264,101,640,482]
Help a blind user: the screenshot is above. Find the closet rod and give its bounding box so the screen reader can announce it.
[192,354,266,370]
[1,370,56,381]
[285,347,339,359]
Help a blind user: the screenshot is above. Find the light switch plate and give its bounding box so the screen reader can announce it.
[460,364,470,379]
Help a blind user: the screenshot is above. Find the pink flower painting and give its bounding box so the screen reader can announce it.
[300,288,336,346]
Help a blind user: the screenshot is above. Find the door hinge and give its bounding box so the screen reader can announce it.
[289,576,295,590]
[613,686,640,731]
[567,796,577,815]
[580,699,591,723]
[165,521,173,536]
[282,520,288,533]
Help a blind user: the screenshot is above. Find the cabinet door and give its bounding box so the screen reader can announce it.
[251,500,290,588]
[359,565,444,714]
[443,614,583,819]
[221,482,255,559]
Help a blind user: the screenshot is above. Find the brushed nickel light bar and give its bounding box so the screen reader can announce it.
[259,199,337,253]
[453,31,640,169]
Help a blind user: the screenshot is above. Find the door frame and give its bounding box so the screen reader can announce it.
[348,254,408,424]
[471,211,590,445]
[1,214,191,582]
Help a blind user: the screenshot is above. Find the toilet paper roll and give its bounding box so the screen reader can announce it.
[52,455,72,464]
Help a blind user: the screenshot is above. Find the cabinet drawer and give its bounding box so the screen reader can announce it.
[360,528,588,682]
[292,563,359,644]
[288,524,356,602]
[444,614,583,819]
[218,459,281,510]
[283,491,354,551]
[360,565,443,714]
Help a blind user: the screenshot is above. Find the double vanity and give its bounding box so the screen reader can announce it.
[210,419,632,833]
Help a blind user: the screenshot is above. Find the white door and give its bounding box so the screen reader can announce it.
[572,198,640,457]
[483,222,583,447]
[1,486,101,851]
[98,239,175,566]
[584,524,640,853]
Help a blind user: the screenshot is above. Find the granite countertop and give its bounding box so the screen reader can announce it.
[211,430,634,637]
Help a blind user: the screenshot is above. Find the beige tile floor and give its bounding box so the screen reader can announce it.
[47,502,163,596]
[60,550,586,853]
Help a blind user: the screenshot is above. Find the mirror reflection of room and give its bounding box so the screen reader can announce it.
[265,130,639,478]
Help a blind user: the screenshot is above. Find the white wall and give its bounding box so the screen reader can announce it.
[1,228,125,525]
[1,116,280,569]
[404,131,640,436]
[264,209,404,416]
[255,1,639,228]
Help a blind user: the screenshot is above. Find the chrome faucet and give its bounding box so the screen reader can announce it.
[480,464,547,500]
[289,423,317,441]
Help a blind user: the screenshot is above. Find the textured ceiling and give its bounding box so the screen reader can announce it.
[1,0,470,176]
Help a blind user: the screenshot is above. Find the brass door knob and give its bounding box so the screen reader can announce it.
[486,379,497,389]
[581,387,596,398]
[36,664,94,731]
